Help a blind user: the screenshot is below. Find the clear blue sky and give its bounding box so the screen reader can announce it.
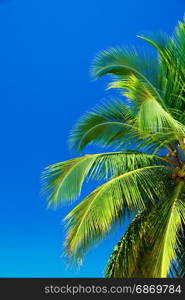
[0,0,184,278]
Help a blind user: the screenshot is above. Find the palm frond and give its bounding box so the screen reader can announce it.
[64,165,170,262]
[105,181,184,278]
[69,99,137,151]
[91,47,185,139]
[135,131,177,155]
[105,209,153,278]
[138,17,185,111]
[137,98,185,135]
[91,47,165,107]
[146,181,185,277]
[169,225,185,278]
[107,75,155,105]
[42,151,169,207]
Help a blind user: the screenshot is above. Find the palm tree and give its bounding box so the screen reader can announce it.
[43,18,185,278]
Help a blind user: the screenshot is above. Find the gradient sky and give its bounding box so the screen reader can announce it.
[0,0,184,278]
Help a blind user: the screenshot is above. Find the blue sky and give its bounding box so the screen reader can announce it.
[0,0,184,277]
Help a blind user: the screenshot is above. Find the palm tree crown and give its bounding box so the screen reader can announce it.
[42,18,185,278]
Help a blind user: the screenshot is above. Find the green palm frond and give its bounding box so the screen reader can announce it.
[107,75,156,105]
[144,181,185,277]
[169,225,185,278]
[105,209,152,278]
[137,98,185,135]
[64,165,170,262]
[91,47,166,107]
[69,99,136,152]
[92,48,185,138]
[92,47,160,88]
[135,131,177,155]
[138,18,185,111]
[105,181,184,278]
[69,97,185,153]
[42,151,170,207]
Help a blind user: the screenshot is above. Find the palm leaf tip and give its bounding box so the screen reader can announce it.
[41,156,96,207]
